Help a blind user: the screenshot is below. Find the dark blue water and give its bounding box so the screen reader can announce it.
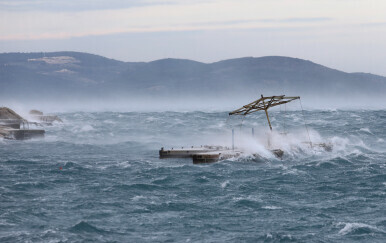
[1,110,385,242]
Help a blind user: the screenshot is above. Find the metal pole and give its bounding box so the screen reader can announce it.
[252,127,254,136]
[232,128,234,151]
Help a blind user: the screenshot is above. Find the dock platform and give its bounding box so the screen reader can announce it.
[159,146,241,164]
[159,146,283,164]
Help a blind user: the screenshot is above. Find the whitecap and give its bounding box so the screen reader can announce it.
[117,161,131,168]
[0,219,16,226]
[103,120,115,124]
[80,124,94,132]
[337,222,383,235]
[221,180,230,188]
[282,168,306,175]
[359,128,372,134]
[145,116,158,122]
[232,195,262,202]
[132,195,146,201]
[262,206,282,210]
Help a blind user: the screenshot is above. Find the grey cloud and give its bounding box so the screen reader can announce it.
[181,17,333,27]
[360,22,386,27]
[261,17,333,23]
[0,0,151,12]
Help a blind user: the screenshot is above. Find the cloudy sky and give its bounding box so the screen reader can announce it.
[1,0,386,75]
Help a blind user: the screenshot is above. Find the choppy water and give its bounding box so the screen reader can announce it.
[1,110,385,242]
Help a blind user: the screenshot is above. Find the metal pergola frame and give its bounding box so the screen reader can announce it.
[229,95,300,130]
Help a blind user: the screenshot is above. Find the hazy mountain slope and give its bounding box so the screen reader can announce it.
[0,52,130,98]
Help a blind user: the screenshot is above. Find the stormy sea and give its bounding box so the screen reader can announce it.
[1,109,385,242]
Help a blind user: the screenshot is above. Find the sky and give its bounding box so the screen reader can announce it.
[1,0,386,75]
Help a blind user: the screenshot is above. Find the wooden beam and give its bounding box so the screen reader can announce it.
[261,95,273,131]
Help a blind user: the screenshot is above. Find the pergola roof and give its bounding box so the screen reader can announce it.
[229,95,300,116]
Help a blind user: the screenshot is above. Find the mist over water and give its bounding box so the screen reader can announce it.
[1,108,385,242]
[2,87,386,113]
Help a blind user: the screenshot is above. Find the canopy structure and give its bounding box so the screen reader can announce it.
[229,95,300,130]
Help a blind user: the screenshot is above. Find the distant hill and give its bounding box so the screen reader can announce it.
[1,52,385,101]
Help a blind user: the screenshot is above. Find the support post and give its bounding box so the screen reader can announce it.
[252,127,254,136]
[232,128,234,151]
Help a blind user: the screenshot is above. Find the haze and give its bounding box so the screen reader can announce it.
[1,0,386,76]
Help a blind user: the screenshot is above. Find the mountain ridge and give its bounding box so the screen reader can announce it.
[1,52,385,101]
[1,52,381,75]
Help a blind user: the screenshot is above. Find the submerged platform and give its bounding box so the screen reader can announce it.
[32,115,63,125]
[159,146,283,164]
[29,109,63,125]
[2,129,45,140]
